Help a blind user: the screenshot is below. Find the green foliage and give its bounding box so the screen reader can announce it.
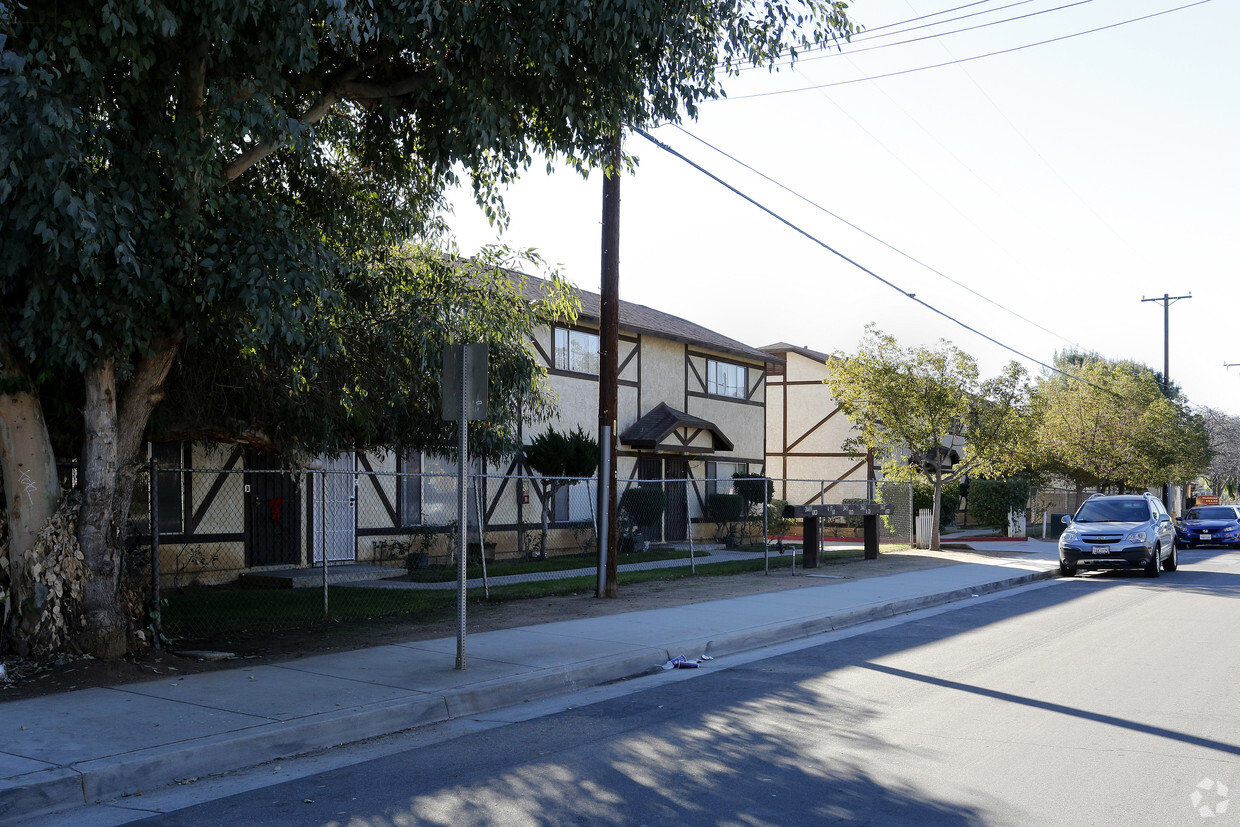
[619,487,667,529]
[525,425,599,480]
[1032,352,1212,490]
[768,498,795,544]
[706,493,746,523]
[967,478,1031,528]
[825,326,1034,486]
[150,246,578,459]
[706,492,746,542]
[912,481,961,531]
[732,473,773,507]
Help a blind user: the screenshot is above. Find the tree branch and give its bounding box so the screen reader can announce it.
[220,67,435,185]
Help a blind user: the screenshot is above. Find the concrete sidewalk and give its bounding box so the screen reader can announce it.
[0,539,1060,823]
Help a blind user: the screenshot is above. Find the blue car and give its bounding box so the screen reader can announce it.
[1176,505,1240,548]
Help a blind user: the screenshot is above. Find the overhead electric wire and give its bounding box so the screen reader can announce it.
[729,0,1215,99]
[669,123,1079,348]
[793,0,1101,63]
[763,0,1018,62]
[630,125,1111,392]
[754,0,1051,68]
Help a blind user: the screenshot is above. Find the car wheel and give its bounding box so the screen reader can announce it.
[1060,560,1077,577]
[1164,541,1178,572]
[1144,544,1161,578]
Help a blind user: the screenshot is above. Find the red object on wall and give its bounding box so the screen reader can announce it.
[268,496,284,522]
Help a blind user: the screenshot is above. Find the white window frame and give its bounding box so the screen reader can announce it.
[707,359,747,399]
[553,327,601,375]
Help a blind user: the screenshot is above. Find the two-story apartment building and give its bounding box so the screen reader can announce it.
[144,277,775,585]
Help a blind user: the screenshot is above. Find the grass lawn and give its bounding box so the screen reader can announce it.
[161,547,866,642]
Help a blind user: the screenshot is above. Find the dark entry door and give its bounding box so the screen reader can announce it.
[246,453,301,567]
[665,458,689,542]
[637,455,663,542]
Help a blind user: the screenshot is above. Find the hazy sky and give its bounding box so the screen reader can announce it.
[446,0,1239,415]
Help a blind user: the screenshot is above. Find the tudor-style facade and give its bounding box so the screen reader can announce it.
[143,278,775,585]
[761,341,968,509]
[760,343,870,507]
[525,279,772,545]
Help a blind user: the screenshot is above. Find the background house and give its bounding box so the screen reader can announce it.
[760,343,870,507]
[142,278,776,585]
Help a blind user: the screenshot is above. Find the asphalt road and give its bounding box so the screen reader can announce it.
[49,548,1240,826]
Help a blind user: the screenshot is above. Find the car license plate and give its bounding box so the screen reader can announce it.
[1201,533,1212,540]
[1092,546,1110,554]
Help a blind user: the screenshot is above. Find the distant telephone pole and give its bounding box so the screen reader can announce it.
[1141,292,1191,394]
[1142,292,1190,510]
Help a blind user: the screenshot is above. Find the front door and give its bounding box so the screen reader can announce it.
[637,455,663,542]
[246,453,301,567]
[313,453,357,564]
[665,458,689,542]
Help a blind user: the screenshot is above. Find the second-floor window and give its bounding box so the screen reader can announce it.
[553,327,600,375]
[707,359,746,399]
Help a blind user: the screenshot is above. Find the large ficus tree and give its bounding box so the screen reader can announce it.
[1032,352,1210,494]
[0,1,856,658]
[825,326,1035,550]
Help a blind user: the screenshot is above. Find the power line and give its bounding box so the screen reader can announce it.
[797,0,1101,62]
[631,124,1107,390]
[758,0,1081,68]
[668,123,1079,347]
[728,0,1216,100]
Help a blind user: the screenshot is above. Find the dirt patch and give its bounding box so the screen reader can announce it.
[0,548,1018,702]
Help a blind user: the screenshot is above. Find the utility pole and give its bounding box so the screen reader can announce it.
[597,133,621,598]
[1142,292,1190,510]
[1141,292,1191,394]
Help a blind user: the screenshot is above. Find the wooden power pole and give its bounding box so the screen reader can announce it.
[598,135,621,598]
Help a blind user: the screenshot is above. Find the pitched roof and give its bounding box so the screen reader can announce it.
[619,402,734,452]
[516,274,778,365]
[759,342,831,363]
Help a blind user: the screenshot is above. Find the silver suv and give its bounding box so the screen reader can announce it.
[1058,493,1177,577]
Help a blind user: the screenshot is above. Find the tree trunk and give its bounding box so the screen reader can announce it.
[109,341,182,530]
[930,472,943,551]
[0,339,61,646]
[76,359,130,659]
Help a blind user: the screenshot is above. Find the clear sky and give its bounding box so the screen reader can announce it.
[446,0,1239,415]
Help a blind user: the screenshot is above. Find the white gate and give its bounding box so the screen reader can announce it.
[313,453,357,564]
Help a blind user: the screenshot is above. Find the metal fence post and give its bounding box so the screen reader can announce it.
[763,498,770,575]
[597,425,610,598]
[687,480,695,575]
[149,455,161,650]
[319,468,328,619]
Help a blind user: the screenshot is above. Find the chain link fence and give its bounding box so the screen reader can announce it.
[124,464,913,645]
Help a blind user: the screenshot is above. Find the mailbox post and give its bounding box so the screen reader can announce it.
[782,502,893,567]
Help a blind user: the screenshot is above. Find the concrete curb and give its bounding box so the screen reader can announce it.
[0,565,1057,822]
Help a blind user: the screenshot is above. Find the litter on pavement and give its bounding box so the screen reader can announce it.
[662,654,712,670]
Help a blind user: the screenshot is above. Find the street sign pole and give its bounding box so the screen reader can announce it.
[443,344,488,670]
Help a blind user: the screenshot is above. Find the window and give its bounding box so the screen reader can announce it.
[707,359,746,399]
[553,327,600,375]
[706,461,748,497]
[399,452,422,526]
[552,480,592,523]
[403,454,478,526]
[151,442,185,535]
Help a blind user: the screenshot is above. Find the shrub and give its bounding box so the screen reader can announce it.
[731,474,772,508]
[912,480,962,531]
[967,478,1031,528]
[706,492,746,543]
[619,487,667,529]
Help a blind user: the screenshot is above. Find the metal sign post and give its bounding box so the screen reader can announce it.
[443,343,488,670]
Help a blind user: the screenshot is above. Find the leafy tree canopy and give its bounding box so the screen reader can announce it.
[1031,351,1210,491]
[825,326,1034,548]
